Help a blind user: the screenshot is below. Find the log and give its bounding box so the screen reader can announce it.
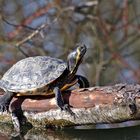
[0,83,140,129]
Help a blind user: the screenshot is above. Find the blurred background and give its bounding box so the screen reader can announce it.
[0,0,140,86]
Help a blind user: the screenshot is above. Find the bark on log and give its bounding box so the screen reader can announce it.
[0,83,140,129]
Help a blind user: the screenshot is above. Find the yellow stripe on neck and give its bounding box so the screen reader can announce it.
[61,79,78,91]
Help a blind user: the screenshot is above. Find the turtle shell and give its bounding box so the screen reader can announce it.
[1,56,67,92]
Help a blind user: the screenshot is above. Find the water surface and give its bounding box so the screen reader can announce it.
[0,124,140,140]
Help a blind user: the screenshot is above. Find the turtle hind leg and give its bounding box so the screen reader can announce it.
[0,91,15,112]
[11,107,29,133]
[76,75,89,88]
[53,87,75,116]
[11,108,32,139]
[11,111,21,133]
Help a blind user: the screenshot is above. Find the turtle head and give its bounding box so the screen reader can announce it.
[67,44,87,73]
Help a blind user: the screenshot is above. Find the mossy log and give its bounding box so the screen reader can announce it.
[0,84,140,129]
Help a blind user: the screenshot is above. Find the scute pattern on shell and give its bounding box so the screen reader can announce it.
[1,56,67,92]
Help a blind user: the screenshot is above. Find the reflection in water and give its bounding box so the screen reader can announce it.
[62,126,140,140]
[0,122,140,140]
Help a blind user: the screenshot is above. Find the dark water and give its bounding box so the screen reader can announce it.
[1,124,140,140]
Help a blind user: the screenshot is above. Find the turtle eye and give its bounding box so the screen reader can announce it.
[80,45,85,50]
[79,45,86,54]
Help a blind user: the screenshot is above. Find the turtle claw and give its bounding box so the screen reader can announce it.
[62,104,75,116]
[0,104,9,113]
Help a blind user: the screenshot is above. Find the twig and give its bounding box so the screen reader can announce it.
[2,17,36,31]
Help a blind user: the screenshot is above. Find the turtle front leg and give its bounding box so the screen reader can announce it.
[0,91,15,112]
[53,87,74,116]
[76,75,89,88]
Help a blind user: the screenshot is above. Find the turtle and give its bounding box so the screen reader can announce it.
[0,44,89,132]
